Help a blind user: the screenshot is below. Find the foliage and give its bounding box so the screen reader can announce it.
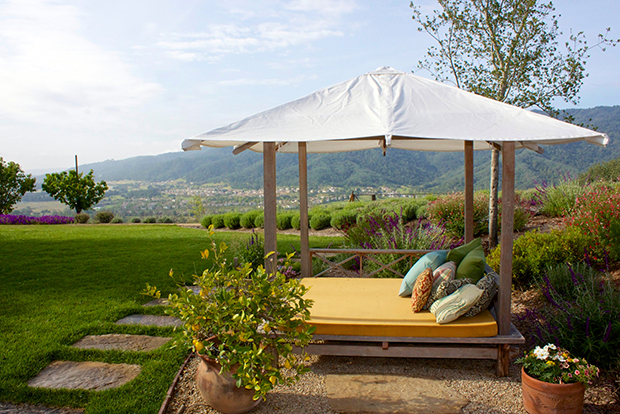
[200,215,212,228]
[240,210,261,229]
[520,263,620,369]
[566,185,620,262]
[159,216,174,223]
[345,212,458,277]
[291,212,301,230]
[111,217,123,224]
[144,217,157,223]
[211,214,225,228]
[75,213,90,224]
[131,217,142,223]
[42,169,108,214]
[236,231,265,269]
[95,211,114,223]
[517,343,599,385]
[276,212,294,230]
[310,213,331,230]
[426,192,489,237]
[330,210,358,230]
[536,177,590,217]
[579,157,620,184]
[254,213,265,228]
[223,212,242,229]
[487,227,592,287]
[0,214,74,225]
[0,158,36,214]
[145,226,315,401]
[189,195,206,220]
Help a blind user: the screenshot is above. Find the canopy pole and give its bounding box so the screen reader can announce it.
[498,142,515,336]
[298,142,311,277]
[464,141,474,243]
[263,142,277,274]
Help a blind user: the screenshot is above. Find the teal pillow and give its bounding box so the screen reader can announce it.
[455,245,486,282]
[446,238,481,266]
[399,250,448,297]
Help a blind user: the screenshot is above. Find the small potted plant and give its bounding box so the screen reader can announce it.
[145,226,315,414]
[517,343,599,414]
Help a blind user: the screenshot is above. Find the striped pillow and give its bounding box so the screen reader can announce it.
[431,261,456,292]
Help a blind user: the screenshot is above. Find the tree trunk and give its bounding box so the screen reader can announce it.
[488,148,500,247]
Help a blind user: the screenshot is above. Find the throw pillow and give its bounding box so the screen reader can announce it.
[464,272,499,317]
[431,261,456,292]
[424,278,472,310]
[455,245,486,282]
[398,250,448,297]
[446,238,482,266]
[411,267,433,312]
[430,284,484,324]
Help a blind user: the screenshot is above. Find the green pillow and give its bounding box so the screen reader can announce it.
[455,245,486,282]
[446,238,482,266]
[398,250,448,297]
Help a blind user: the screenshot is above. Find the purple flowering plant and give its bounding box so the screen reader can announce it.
[0,214,74,225]
[517,343,599,385]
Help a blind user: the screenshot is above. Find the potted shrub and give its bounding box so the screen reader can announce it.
[145,226,315,413]
[517,343,599,414]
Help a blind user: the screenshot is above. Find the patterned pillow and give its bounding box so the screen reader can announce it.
[411,267,433,313]
[430,284,484,324]
[399,250,448,297]
[464,272,499,317]
[424,278,472,310]
[432,261,456,292]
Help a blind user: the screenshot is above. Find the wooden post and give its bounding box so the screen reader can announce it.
[498,142,515,336]
[298,142,311,277]
[464,141,474,243]
[263,142,277,274]
[75,155,78,175]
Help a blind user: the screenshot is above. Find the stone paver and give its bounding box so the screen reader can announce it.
[27,361,141,391]
[71,334,172,352]
[142,298,169,307]
[115,314,182,327]
[0,402,84,414]
[325,374,469,414]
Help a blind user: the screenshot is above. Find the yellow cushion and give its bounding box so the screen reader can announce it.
[302,278,497,338]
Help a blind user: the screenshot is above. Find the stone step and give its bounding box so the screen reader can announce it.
[0,402,84,414]
[27,361,141,391]
[71,334,172,352]
[142,298,169,307]
[325,373,468,414]
[115,314,182,327]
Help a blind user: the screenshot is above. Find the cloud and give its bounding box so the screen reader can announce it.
[0,0,162,124]
[156,0,356,62]
[218,74,316,86]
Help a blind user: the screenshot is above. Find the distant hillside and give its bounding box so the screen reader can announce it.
[73,105,620,192]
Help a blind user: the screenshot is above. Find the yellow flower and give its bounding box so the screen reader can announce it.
[193,339,204,352]
[546,360,555,366]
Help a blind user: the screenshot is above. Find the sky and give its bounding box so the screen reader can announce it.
[1,0,620,173]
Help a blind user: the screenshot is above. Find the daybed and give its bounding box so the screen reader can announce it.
[300,275,524,376]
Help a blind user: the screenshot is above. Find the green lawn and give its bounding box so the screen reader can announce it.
[0,224,341,413]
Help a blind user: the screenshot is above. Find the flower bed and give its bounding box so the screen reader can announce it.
[0,215,75,225]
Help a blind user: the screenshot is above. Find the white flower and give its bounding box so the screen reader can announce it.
[533,346,549,360]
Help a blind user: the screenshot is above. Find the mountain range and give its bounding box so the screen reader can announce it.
[65,106,620,192]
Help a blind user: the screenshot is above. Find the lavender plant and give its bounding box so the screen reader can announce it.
[0,214,75,225]
[523,262,620,369]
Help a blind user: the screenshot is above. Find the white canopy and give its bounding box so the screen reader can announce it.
[183,66,608,154]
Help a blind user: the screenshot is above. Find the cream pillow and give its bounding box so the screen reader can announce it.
[430,284,483,324]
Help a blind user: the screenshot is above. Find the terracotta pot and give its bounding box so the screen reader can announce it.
[521,367,585,414]
[195,354,261,414]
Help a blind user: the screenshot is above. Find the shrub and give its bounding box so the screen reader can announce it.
[254,213,265,228]
[159,216,174,223]
[144,217,157,223]
[291,213,301,230]
[211,214,225,228]
[111,217,123,224]
[487,227,592,288]
[426,192,488,237]
[200,215,212,228]
[330,210,358,230]
[566,185,620,263]
[240,210,261,229]
[579,157,620,184]
[237,232,265,269]
[310,213,331,230]
[75,213,90,224]
[536,177,590,217]
[131,217,141,223]
[521,262,620,369]
[0,215,75,225]
[223,212,241,229]
[276,213,294,230]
